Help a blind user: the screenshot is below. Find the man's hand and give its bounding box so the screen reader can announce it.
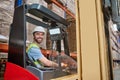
[61,62,68,68]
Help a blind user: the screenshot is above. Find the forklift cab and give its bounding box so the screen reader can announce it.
[7,3,74,80]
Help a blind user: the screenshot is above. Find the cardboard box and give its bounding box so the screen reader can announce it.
[52,3,65,18]
[66,0,75,14]
[59,0,75,14]
[39,0,47,8]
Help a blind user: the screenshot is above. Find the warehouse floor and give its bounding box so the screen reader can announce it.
[114,67,120,80]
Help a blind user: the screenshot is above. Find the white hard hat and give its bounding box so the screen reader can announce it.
[32,26,45,34]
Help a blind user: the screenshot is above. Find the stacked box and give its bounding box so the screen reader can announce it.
[108,21,120,68]
[26,0,47,7]
[60,0,75,14]
[39,0,47,8]
[52,4,65,18]
[66,0,75,14]
[26,0,39,4]
[59,0,67,5]
[112,51,119,60]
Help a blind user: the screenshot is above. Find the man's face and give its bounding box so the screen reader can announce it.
[33,32,44,44]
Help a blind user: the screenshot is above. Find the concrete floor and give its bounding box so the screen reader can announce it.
[114,68,120,80]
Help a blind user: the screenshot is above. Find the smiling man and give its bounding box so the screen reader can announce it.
[26,26,58,68]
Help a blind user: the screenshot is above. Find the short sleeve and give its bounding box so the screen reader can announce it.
[28,47,44,60]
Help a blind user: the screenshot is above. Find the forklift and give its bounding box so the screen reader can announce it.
[4,0,77,80]
[3,0,117,80]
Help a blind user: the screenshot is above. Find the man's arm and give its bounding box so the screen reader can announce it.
[28,47,58,67]
[39,56,58,67]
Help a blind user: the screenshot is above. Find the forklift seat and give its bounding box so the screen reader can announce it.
[26,53,56,71]
[26,53,37,67]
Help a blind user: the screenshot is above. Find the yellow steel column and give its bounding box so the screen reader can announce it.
[77,0,110,80]
[95,1,110,80]
[76,0,82,80]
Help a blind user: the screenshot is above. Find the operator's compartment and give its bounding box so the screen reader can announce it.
[6,3,77,80]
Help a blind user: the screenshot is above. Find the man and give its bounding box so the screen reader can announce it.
[26,26,58,68]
